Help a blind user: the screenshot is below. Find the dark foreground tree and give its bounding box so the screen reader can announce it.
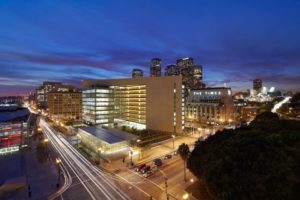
[178,143,190,182]
[188,112,300,200]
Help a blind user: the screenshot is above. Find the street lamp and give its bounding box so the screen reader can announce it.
[129,150,133,166]
[44,138,49,157]
[172,134,176,149]
[55,158,61,164]
[98,147,102,165]
[183,193,189,199]
[164,176,169,200]
[136,139,141,159]
[55,158,61,188]
[159,169,169,200]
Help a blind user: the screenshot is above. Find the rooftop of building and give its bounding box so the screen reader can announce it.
[192,87,231,91]
[79,126,138,144]
[82,75,182,88]
[48,85,81,93]
[0,107,30,122]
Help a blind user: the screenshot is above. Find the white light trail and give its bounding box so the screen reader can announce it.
[271,96,291,113]
[40,119,130,200]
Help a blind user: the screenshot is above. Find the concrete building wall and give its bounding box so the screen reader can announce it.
[186,87,235,127]
[83,76,184,133]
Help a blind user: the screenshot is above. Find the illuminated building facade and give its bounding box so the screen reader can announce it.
[186,87,235,127]
[176,57,205,96]
[0,106,30,154]
[47,85,82,120]
[36,81,62,109]
[193,65,205,89]
[150,58,162,77]
[0,96,23,106]
[82,87,114,125]
[77,126,138,157]
[83,76,185,134]
[132,68,144,78]
[0,123,23,154]
[177,57,194,69]
[165,64,179,76]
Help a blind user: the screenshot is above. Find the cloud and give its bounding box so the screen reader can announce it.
[0,0,300,95]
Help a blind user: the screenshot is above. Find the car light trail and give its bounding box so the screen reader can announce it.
[271,96,291,113]
[39,119,130,200]
[48,161,72,200]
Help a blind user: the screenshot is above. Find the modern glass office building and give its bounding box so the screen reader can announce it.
[150,58,162,77]
[82,88,114,125]
[82,76,185,133]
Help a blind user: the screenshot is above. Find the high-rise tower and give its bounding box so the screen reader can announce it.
[165,64,179,76]
[132,69,143,78]
[150,58,162,77]
[253,79,262,93]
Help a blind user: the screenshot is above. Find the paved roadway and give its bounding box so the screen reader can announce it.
[40,118,136,200]
[117,153,197,200]
[271,96,291,113]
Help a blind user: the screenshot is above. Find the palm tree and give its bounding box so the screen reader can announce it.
[177,143,190,182]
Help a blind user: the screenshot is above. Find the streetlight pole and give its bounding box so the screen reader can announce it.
[43,138,49,161]
[136,139,141,159]
[172,135,175,149]
[98,147,102,165]
[130,150,133,166]
[165,176,169,200]
[55,158,61,188]
[159,169,169,200]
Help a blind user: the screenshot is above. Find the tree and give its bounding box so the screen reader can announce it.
[290,93,300,107]
[187,112,300,200]
[178,143,190,182]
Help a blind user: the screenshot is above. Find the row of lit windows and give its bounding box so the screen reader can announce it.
[193,90,231,96]
[83,89,112,94]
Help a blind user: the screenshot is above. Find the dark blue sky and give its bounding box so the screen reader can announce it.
[1,0,300,96]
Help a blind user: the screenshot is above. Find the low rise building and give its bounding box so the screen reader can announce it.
[185,87,235,128]
[47,85,82,120]
[36,81,62,109]
[0,106,30,154]
[77,126,138,158]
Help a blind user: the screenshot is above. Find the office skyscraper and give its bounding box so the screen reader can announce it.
[132,69,143,78]
[253,79,262,93]
[165,64,179,76]
[150,58,162,77]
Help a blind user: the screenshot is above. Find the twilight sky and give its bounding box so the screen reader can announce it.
[0,0,300,96]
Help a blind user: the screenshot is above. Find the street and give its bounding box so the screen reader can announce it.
[40,118,150,200]
[117,155,197,200]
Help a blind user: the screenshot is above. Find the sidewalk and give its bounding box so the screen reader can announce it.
[25,146,60,200]
[5,141,62,200]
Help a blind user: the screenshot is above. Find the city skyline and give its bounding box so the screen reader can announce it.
[1,0,300,96]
